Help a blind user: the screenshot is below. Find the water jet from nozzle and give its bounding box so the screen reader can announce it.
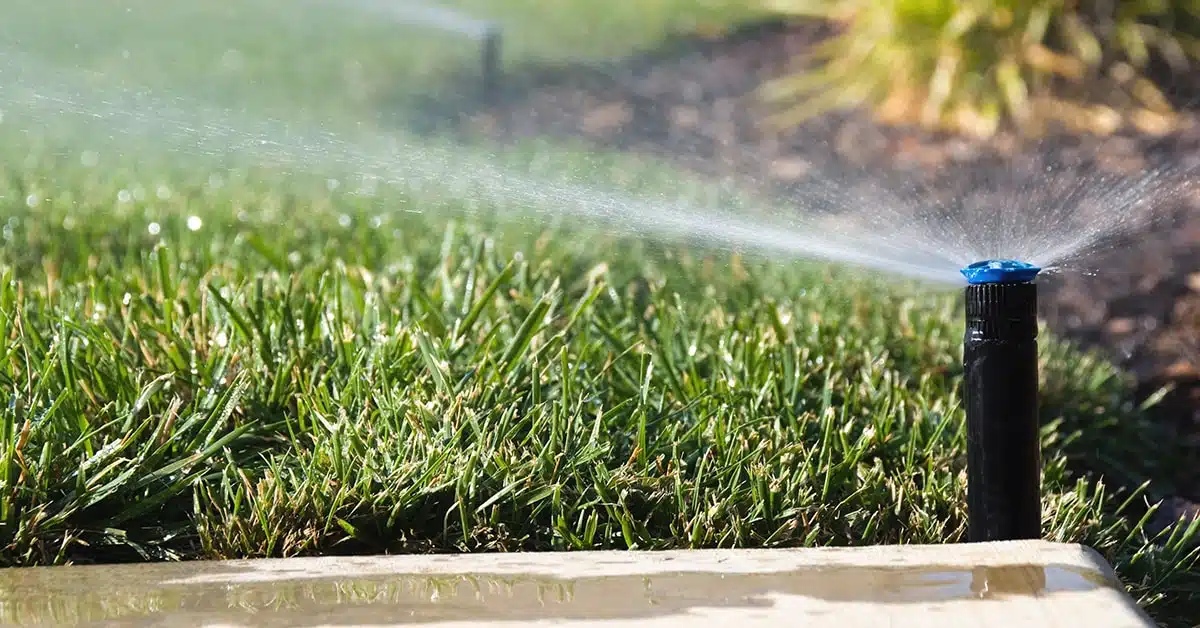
[962,258,1042,542]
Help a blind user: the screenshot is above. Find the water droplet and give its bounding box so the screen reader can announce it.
[215,331,229,348]
[148,222,161,235]
[327,178,341,191]
[220,49,245,71]
[338,214,352,228]
[122,293,133,306]
[357,176,379,197]
[62,216,76,230]
[132,186,146,202]
[24,194,39,208]
[187,216,203,231]
[117,189,132,203]
[156,185,172,200]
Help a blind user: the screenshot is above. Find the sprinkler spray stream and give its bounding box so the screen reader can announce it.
[960,260,1042,542]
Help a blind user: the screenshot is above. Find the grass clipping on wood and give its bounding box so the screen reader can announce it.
[761,0,1200,138]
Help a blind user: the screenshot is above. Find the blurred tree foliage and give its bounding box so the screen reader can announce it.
[761,0,1200,137]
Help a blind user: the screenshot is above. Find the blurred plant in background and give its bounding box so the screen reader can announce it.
[761,0,1200,137]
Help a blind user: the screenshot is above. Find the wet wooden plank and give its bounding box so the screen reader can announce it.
[0,540,1154,627]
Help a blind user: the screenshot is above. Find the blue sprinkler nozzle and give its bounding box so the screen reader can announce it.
[960,259,1041,285]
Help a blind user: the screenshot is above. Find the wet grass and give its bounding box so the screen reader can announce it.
[0,155,1198,625]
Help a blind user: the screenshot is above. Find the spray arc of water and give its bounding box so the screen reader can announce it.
[0,40,1191,287]
[324,0,496,39]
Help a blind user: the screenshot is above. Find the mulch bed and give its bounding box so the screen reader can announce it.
[410,19,1200,517]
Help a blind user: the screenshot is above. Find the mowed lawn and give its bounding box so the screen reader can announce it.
[0,0,1198,626]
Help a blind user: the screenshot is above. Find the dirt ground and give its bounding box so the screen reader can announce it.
[413,19,1200,520]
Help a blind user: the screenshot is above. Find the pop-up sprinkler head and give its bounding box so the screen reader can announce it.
[481,24,502,102]
[961,259,1042,543]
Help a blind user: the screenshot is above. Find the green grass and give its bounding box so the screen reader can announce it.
[0,153,1198,625]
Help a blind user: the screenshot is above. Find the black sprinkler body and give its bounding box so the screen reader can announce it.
[481,24,502,102]
[960,260,1042,542]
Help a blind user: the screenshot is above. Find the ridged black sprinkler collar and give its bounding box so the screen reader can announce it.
[960,259,1042,542]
